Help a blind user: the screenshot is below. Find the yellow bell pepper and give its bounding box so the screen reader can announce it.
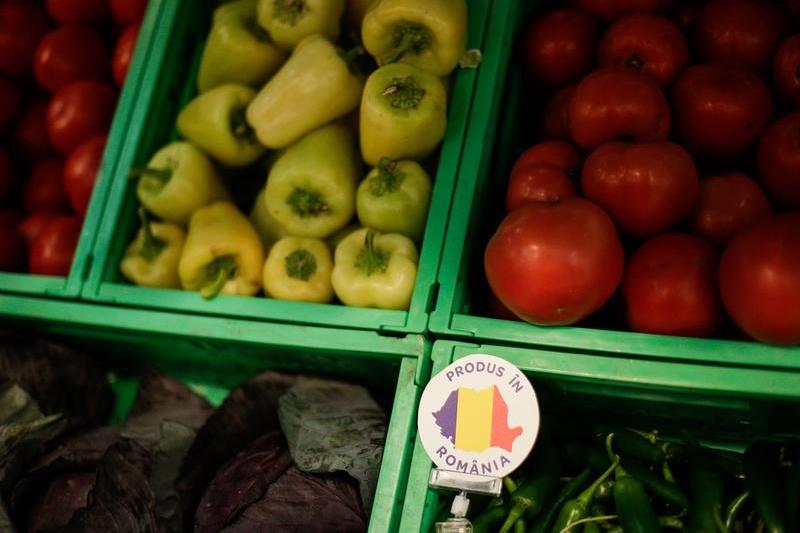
[256,0,345,50]
[197,0,287,93]
[120,209,186,289]
[250,187,289,248]
[359,62,447,166]
[178,201,265,299]
[362,0,468,76]
[331,228,418,310]
[263,236,333,303]
[133,142,229,226]
[264,124,359,238]
[245,34,364,149]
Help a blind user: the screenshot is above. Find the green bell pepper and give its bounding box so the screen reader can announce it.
[246,34,364,149]
[331,228,418,309]
[197,0,287,93]
[256,0,345,50]
[360,62,447,166]
[250,187,289,248]
[177,83,266,168]
[120,208,186,289]
[263,236,333,303]
[178,201,265,298]
[356,157,431,241]
[264,123,359,238]
[361,0,467,76]
[133,141,230,225]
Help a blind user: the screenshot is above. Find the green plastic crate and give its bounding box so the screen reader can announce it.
[429,0,800,366]
[0,1,166,299]
[400,340,800,532]
[0,292,429,533]
[81,0,492,335]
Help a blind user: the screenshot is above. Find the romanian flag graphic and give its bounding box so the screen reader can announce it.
[433,386,523,452]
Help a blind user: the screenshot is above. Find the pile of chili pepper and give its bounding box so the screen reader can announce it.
[119,0,469,310]
[436,427,799,533]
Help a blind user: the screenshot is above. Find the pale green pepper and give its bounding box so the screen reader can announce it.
[331,228,418,309]
[133,142,229,225]
[197,0,287,93]
[362,0,467,76]
[250,187,289,248]
[356,157,431,241]
[120,209,186,289]
[263,236,333,303]
[265,123,359,238]
[360,62,447,166]
[245,34,364,149]
[178,201,265,298]
[256,0,345,50]
[177,84,266,168]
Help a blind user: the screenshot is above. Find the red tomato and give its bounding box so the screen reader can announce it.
[523,8,598,88]
[773,35,800,108]
[719,213,800,345]
[672,62,772,161]
[690,173,771,247]
[694,0,788,72]
[569,68,671,149]
[11,100,53,162]
[0,3,49,76]
[572,0,673,21]
[540,84,575,140]
[0,226,25,272]
[624,233,722,337]
[0,146,13,202]
[109,0,148,25]
[29,215,81,276]
[0,77,22,133]
[598,13,688,88]
[507,141,583,210]
[34,26,110,93]
[112,23,139,88]
[511,141,584,174]
[670,0,704,34]
[0,209,23,228]
[757,112,800,209]
[45,0,106,24]
[484,197,624,326]
[64,134,106,216]
[47,80,117,156]
[17,211,64,249]
[23,158,70,213]
[582,141,698,238]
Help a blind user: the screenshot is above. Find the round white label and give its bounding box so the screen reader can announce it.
[418,354,540,479]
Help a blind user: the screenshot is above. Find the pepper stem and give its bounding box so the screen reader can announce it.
[129,166,173,195]
[383,76,426,109]
[273,0,304,26]
[576,453,620,506]
[285,248,317,281]
[137,208,166,262]
[503,476,519,494]
[559,515,618,533]
[355,230,389,276]
[605,434,628,480]
[370,158,404,196]
[658,515,685,530]
[498,506,523,533]
[230,106,255,141]
[384,23,432,64]
[199,256,237,299]
[287,188,330,218]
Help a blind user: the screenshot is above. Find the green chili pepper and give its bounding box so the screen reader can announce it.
[472,505,508,533]
[505,476,520,494]
[498,439,561,533]
[530,468,592,533]
[551,459,619,533]
[686,442,726,533]
[596,427,664,463]
[744,442,791,533]
[607,435,659,533]
[724,490,751,533]
[515,518,527,533]
[622,457,689,509]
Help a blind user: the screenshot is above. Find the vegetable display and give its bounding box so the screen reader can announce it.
[122,0,470,310]
[485,0,800,345]
[0,333,385,532]
[437,426,800,533]
[0,0,147,277]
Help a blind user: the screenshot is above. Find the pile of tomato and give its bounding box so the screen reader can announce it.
[0,0,146,276]
[485,0,800,346]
